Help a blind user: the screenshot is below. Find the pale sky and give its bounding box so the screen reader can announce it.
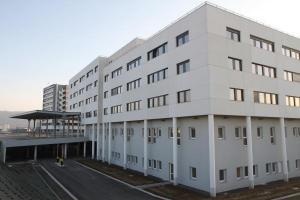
[1,0,300,111]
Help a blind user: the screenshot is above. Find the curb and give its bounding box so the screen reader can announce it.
[75,161,170,200]
[272,192,300,200]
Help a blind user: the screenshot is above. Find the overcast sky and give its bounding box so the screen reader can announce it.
[1,0,300,111]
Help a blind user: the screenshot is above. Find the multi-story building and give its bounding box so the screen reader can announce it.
[67,2,300,197]
[43,84,67,111]
[68,56,107,158]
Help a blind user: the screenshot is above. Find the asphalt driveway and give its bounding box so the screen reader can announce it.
[40,159,158,200]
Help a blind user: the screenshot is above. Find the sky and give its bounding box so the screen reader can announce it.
[1,0,300,111]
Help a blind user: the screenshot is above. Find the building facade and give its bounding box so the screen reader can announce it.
[43,84,67,112]
[67,2,300,196]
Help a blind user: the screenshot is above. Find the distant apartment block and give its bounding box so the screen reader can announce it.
[43,84,67,112]
[66,2,300,196]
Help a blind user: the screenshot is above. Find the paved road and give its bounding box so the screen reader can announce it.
[41,160,158,200]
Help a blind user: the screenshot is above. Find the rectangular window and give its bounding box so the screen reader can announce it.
[252,63,276,78]
[147,42,168,61]
[104,74,109,82]
[229,88,244,101]
[111,67,122,79]
[282,46,300,60]
[236,167,243,179]
[272,162,278,173]
[254,91,278,105]
[148,94,168,108]
[242,127,247,145]
[190,167,197,179]
[86,83,93,91]
[111,86,122,96]
[270,127,276,144]
[127,78,141,91]
[244,166,248,177]
[257,127,263,139]
[104,91,108,99]
[219,169,227,182]
[104,108,108,115]
[79,75,85,82]
[127,57,141,71]
[189,127,196,139]
[253,165,258,177]
[111,105,122,114]
[177,60,190,74]
[266,163,271,174]
[176,31,189,47]
[217,127,225,139]
[86,70,93,78]
[148,68,168,84]
[286,96,300,107]
[226,27,240,42]
[94,65,98,73]
[177,89,191,103]
[126,100,141,112]
[250,35,274,52]
[235,127,241,139]
[228,57,242,71]
[296,159,300,169]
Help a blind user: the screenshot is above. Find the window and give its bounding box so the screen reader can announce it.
[190,167,197,179]
[177,89,191,103]
[235,127,241,139]
[176,31,189,47]
[127,57,141,71]
[219,169,227,182]
[286,96,300,107]
[111,67,122,79]
[228,57,242,71]
[93,110,97,117]
[94,65,98,73]
[229,88,244,101]
[242,127,247,145]
[244,166,248,177]
[86,70,93,78]
[226,27,240,42]
[148,94,168,108]
[111,105,122,114]
[253,165,258,177]
[126,100,141,112]
[148,68,168,84]
[254,91,278,105]
[284,71,300,82]
[189,127,196,139]
[177,60,190,74]
[111,86,122,96]
[79,75,85,82]
[158,160,162,169]
[147,42,168,61]
[236,167,243,179]
[85,111,92,118]
[127,78,141,91]
[86,83,93,91]
[79,88,84,95]
[168,127,181,145]
[250,35,274,52]
[282,46,300,60]
[252,63,276,78]
[266,163,271,174]
[86,97,93,105]
[104,74,109,82]
[104,91,108,99]
[296,159,300,169]
[93,95,98,102]
[270,127,276,144]
[104,108,108,115]
[272,162,278,173]
[217,127,225,139]
[257,127,263,139]
[293,127,300,137]
[94,80,98,87]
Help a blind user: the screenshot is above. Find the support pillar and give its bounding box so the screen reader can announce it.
[143,119,148,176]
[33,119,36,136]
[27,119,31,133]
[280,117,289,182]
[83,141,86,158]
[108,122,112,164]
[3,147,6,164]
[46,119,49,137]
[92,124,95,159]
[208,114,216,197]
[246,116,254,189]
[123,121,127,169]
[102,123,105,162]
[64,144,68,159]
[172,117,178,185]
[34,145,37,161]
[54,118,57,138]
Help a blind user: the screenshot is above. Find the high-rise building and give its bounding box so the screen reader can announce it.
[43,84,67,112]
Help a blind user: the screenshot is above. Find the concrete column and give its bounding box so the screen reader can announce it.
[67,119,70,136]
[72,117,74,135]
[172,117,178,185]
[33,119,36,136]
[246,116,254,189]
[102,123,105,162]
[34,145,37,161]
[54,118,57,138]
[61,144,64,158]
[27,119,30,133]
[108,122,112,164]
[143,119,148,176]
[208,114,216,197]
[96,123,101,160]
[92,124,95,159]
[84,125,87,137]
[46,119,49,137]
[2,147,6,164]
[83,141,86,158]
[64,144,68,159]
[62,118,65,137]
[280,117,289,182]
[77,116,80,137]
[123,121,127,169]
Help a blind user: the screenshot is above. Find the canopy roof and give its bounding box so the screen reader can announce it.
[10,110,81,120]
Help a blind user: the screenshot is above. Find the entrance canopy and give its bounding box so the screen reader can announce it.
[11,110,81,120]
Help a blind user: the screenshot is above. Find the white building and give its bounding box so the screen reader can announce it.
[43,84,67,112]
[68,2,300,196]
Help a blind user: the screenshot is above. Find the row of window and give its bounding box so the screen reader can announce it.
[70,80,98,99]
[104,31,189,82]
[70,65,98,88]
[69,95,98,110]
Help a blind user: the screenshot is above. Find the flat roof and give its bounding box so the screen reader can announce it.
[10,110,81,120]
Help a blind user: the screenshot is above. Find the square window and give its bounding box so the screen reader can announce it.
[219,169,227,182]
[217,127,225,139]
[190,167,197,179]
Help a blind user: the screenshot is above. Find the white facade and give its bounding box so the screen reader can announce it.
[67,2,300,196]
[43,84,67,112]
